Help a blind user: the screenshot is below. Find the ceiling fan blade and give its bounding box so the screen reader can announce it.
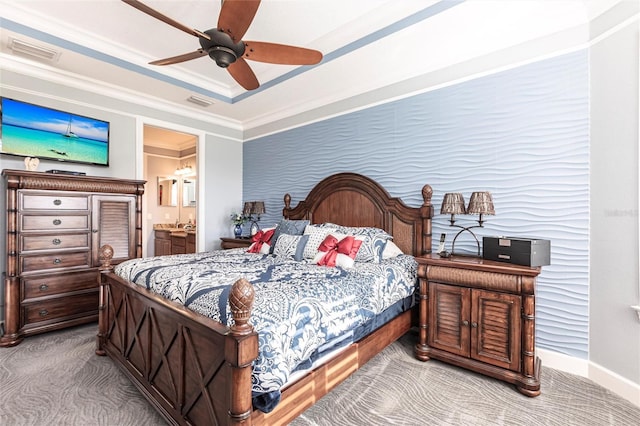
[217,0,261,42]
[149,50,207,66]
[122,0,209,40]
[227,57,260,91]
[242,41,322,65]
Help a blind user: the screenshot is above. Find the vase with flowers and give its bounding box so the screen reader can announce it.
[230,212,248,238]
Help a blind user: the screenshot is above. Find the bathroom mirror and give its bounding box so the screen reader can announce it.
[182,178,196,207]
[158,176,178,206]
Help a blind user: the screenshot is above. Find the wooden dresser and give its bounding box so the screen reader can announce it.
[414,254,542,396]
[1,170,145,347]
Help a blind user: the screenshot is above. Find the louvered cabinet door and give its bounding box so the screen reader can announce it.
[428,282,471,357]
[91,194,136,265]
[471,289,521,371]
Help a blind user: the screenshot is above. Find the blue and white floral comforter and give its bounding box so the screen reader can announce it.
[114,249,417,411]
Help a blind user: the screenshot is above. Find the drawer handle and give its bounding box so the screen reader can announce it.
[53,219,62,226]
[39,284,49,291]
[462,320,469,326]
[53,199,62,206]
[53,258,62,265]
[39,309,49,317]
[471,322,478,328]
[52,238,61,245]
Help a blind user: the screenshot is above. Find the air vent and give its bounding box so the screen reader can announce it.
[8,37,60,62]
[186,95,213,107]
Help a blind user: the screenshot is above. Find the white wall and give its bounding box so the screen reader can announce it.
[589,4,640,404]
[201,134,243,251]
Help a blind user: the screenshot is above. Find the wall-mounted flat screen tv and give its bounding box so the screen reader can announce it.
[0,97,109,166]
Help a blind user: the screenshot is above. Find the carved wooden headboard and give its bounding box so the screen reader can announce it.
[282,172,433,256]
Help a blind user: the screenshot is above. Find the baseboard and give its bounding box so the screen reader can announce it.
[589,362,640,408]
[538,348,640,408]
[537,347,590,377]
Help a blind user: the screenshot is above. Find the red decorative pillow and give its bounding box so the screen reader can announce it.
[312,234,363,268]
[247,228,276,254]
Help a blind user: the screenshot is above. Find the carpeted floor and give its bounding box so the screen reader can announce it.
[1,324,638,425]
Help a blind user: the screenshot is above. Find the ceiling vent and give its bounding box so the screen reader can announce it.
[186,95,213,107]
[9,37,60,62]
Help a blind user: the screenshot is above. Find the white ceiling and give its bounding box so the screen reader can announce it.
[0,0,623,146]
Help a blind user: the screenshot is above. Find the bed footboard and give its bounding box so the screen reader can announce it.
[96,245,258,426]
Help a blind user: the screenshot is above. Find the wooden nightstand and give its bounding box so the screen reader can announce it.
[414,254,542,397]
[220,237,253,250]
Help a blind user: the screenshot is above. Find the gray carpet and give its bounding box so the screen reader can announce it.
[1,324,638,426]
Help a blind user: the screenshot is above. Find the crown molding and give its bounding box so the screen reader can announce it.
[0,53,243,134]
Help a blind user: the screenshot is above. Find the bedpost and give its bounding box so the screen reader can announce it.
[420,184,434,254]
[283,193,292,219]
[96,244,114,356]
[227,278,259,425]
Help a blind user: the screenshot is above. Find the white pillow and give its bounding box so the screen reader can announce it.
[247,227,276,254]
[302,225,337,259]
[312,233,363,269]
[382,241,404,259]
[318,224,392,263]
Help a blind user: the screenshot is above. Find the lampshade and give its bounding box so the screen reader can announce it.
[440,193,467,215]
[243,202,253,217]
[467,191,495,215]
[251,201,265,215]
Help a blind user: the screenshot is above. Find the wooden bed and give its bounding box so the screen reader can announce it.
[96,172,433,425]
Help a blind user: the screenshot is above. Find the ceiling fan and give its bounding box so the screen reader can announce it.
[122,0,323,91]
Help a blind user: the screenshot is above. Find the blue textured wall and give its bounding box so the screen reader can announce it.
[244,50,589,358]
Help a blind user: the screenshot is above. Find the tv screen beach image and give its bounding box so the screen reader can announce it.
[0,98,109,166]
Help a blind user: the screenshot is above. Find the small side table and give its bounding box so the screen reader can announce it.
[414,254,542,396]
[220,237,253,250]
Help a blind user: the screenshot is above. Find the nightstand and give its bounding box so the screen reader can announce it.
[414,254,542,397]
[220,237,253,250]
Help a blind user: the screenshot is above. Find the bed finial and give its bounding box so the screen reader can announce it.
[229,278,255,335]
[421,184,433,205]
[420,185,434,255]
[283,193,292,219]
[99,245,114,271]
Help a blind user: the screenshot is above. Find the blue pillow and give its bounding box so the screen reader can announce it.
[269,219,310,254]
[272,234,310,261]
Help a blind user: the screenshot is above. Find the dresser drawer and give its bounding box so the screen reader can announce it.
[20,252,91,274]
[21,193,89,211]
[23,291,99,326]
[21,215,90,231]
[21,233,90,252]
[22,270,98,300]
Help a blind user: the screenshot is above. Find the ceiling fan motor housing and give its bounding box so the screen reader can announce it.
[201,29,245,67]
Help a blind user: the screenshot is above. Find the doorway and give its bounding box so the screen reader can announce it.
[143,124,198,257]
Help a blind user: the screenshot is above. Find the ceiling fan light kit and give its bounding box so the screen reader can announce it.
[123,0,323,90]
